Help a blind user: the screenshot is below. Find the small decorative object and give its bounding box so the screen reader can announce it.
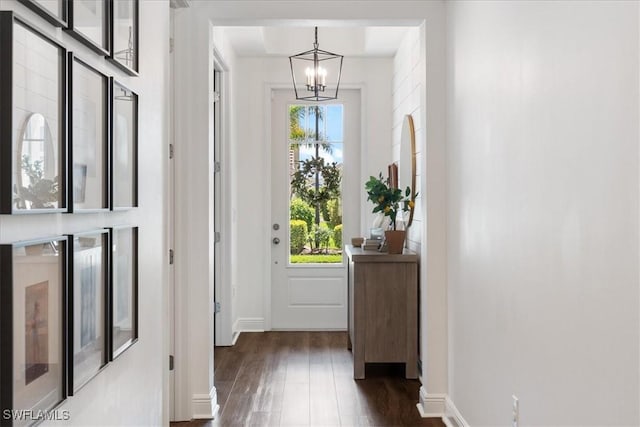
[351,237,364,248]
[362,238,381,251]
[369,226,386,240]
[70,229,108,394]
[365,173,415,254]
[110,226,138,359]
[0,236,69,417]
[0,12,68,214]
[388,163,398,189]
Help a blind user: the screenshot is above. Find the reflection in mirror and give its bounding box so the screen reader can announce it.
[15,113,59,210]
[399,114,416,228]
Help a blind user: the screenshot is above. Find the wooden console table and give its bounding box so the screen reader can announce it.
[345,245,418,379]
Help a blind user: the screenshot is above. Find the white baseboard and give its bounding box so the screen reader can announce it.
[416,387,469,427]
[231,330,241,345]
[419,387,447,417]
[444,395,470,427]
[234,317,265,333]
[192,387,219,419]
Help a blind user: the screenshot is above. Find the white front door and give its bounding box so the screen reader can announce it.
[270,89,361,329]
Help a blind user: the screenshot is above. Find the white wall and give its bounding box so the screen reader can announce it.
[231,54,393,330]
[392,17,449,416]
[446,1,640,425]
[172,6,218,421]
[393,27,423,252]
[0,0,170,425]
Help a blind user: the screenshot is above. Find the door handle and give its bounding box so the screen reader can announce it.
[273,237,280,245]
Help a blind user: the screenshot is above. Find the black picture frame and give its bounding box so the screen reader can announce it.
[109,226,138,359]
[68,53,111,213]
[66,0,109,56]
[68,229,109,395]
[108,0,139,76]
[110,79,138,210]
[17,0,68,27]
[0,12,68,215]
[0,236,69,423]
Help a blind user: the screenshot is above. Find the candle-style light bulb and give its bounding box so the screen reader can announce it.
[305,67,313,87]
[319,67,327,86]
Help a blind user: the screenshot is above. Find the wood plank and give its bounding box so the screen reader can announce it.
[309,359,340,426]
[213,380,234,414]
[280,381,310,426]
[245,410,281,427]
[251,380,284,413]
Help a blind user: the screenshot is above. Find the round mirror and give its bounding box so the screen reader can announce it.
[16,113,57,209]
[399,114,416,227]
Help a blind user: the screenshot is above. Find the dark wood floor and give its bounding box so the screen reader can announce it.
[173,331,444,427]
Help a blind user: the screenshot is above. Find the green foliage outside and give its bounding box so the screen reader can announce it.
[333,224,343,249]
[288,105,342,263]
[290,157,341,213]
[290,198,314,232]
[289,105,327,142]
[325,199,342,229]
[289,105,307,141]
[309,224,332,253]
[290,220,308,255]
[290,254,343,264]
[289,104,341,250]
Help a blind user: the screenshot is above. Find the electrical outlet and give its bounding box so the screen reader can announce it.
[512,395,519,427]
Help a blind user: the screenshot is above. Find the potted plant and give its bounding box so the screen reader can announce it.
[365,173,414,254]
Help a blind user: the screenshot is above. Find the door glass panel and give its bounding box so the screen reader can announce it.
[289,104,343,264]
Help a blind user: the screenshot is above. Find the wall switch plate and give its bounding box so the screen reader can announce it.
[512,395,519,427]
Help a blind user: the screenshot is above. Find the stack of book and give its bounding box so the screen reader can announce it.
[362,238,382,251]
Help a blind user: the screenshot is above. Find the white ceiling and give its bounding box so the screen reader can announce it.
[221,26,411,57]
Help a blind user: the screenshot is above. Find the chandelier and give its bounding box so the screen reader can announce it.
[289,27,343,101]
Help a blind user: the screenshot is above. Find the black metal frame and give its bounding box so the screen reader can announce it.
[17,0,68,27]
[107,0,139,76]
[0,11,69,215]
[109,226,139,360]
[67,229,110,396]
[289,27,343,102]
[66,0,110,56]
[0,236,69,423]
[110,78,139,210]
[68,53,111,213]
